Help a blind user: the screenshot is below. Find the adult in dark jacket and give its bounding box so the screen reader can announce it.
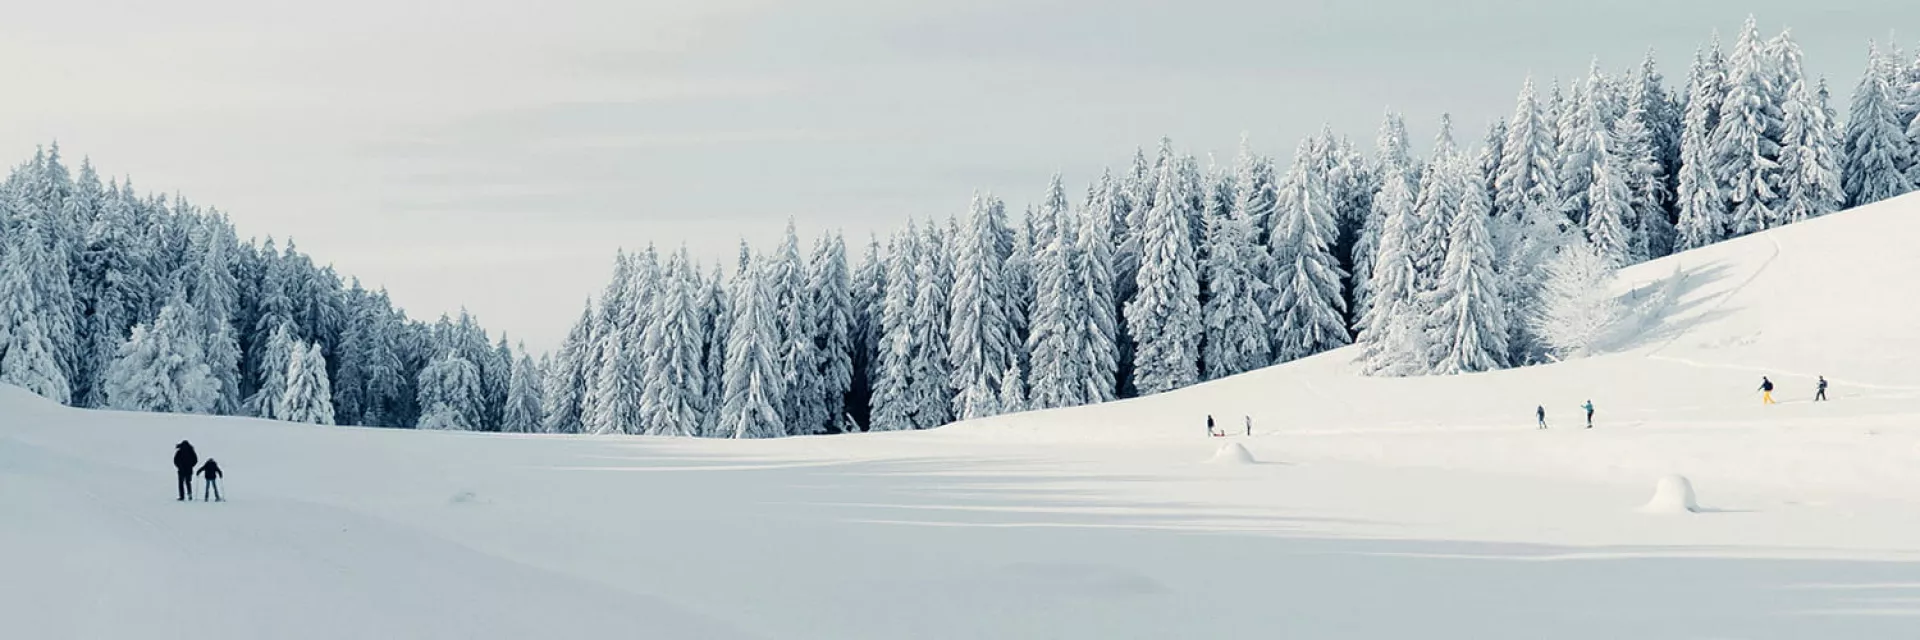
[1816,376,1828,402]
[173,441,198,501]
[1759,377,1775,405]
[1536,405,1547,430]
[198,460,224,502]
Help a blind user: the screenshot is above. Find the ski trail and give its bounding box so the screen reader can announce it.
[1639,233,1920,395]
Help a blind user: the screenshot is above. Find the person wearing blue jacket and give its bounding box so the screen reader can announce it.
[1582,401,1594,429]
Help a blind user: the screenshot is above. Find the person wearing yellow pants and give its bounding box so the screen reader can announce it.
[1759,377,1775,405]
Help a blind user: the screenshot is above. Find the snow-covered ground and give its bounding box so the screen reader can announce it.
[8,195,1920,638]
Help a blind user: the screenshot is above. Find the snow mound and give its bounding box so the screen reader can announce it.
[1207,442,1257,465]
[1640,475,1700,514]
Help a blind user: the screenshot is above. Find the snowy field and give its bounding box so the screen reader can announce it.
[8,194,1920,639]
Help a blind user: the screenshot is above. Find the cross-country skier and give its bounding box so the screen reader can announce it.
[1536,405,1547,429]
[1759,377,1775,405]
[1582,401,1594,429]
[173,441,198,501]
[1244,415,1252,436]
[1206,415,1216,437]
[198,459,224,502]
[1816,376,1828,402]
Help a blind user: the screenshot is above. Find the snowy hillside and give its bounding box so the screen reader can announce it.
[10,195,1920,638]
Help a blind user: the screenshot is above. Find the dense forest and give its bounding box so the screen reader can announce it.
[3,17,1917,437]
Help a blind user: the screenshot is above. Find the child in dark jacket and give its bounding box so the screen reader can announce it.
[198,460,224,502]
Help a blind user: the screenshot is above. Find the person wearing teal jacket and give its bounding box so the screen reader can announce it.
[1582,401,1594,429]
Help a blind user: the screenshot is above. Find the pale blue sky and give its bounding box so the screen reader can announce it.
[2,0,1913,352]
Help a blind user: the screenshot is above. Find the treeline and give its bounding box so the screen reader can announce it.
[543,17,1920,438]
[0,146,534,430]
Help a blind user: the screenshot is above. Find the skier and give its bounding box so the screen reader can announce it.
[198,459,224,502]
[1206,415,1216,437]
[1536,405,1547,430]
[1759,377,1775,405]
[1244,415,1252,436]
[1816,376,1828,402]
[1582,401,1594,429]
[172,440,198,501]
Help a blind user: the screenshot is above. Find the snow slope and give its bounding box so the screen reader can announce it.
[8,194,1920,638]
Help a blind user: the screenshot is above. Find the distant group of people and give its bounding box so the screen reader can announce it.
[1532,375,1831,431]
[172,441,224,502]
[1205,415,1252,437]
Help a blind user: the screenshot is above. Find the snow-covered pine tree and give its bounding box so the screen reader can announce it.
[769,222,823,435]
[1124,154,1202,396]
[539,302,594,434]
[1269,138,1353,364]
[74,175,143,407]
[701,262,732,436]
[718,255,787,439]
[1586,126,1636,264]
[246,243,295,402]
[948,193,1015,420]
[504,348,544,433]
[1841,43,1917,207]
[1774,32,1845,225]
[1557,62,1619,228]
[809,233,855,433]
[848,235,886,430]
[1713,17,1786,237]
[1411,129,1461,300]
[639,249,708,437]
[1201,152,1272,380]
[1615,65,1672,261]
[1534,238,1623,360]
[1077,172,1121,404]
[278,342,335,425]
[0,230,74,405]
[578,251,632,432]
[1423,157,1509,375]
[997,362,1026,414]
[243,322,298,419]
[588,250,655,435]
[101,295,219,413]
[869,227,918,431]
[1676,43,1731,251]
[415,349,483,430]
[1026,184,1084,409]
[1358,162,1429,377]
[906,220,954,427]
[191,224,243,415]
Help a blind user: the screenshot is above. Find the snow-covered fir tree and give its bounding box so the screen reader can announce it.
[102,295,219,414]
[808,233,855,433]
[906,221,954,427]
[278,342,335,425]
[949,193,1015,420]
[1423,158,1510,374]
[1201,149,1272,380]
[1269,139,1352,363]
[540,303,594,434]
[415,349,483,430]
[869,226,918,431]
[1841,43,1916,207]
[718,255,787,439]
[1124,154,1202,396]
[1614,66,1672,261]
[1676,43,1731,250]
[1713,17,1786,236]
[639,249,709,437]
[1774,32,1845,224]
[1585,128,1636,264]
[848,235,886,430]
[504,349,544,434]
[1025,185,1084,409]
[997,362,1026,414]
[0,227,73,404]
[1358,162,1429,377]
[244,322,298,419]
[1077,172,1122,404]
[770,222,824,435]
[1497,78,1565,224]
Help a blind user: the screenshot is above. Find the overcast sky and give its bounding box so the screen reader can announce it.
[2,0,1914,352]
